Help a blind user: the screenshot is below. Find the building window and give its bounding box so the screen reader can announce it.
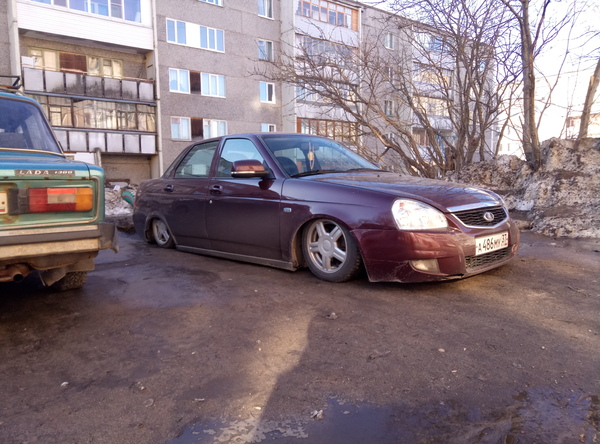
[200,26,225,52]
[169,69,190,93]
[384,32,395,50]
[204,119,227,138]
[88,57,123,78]
[260,82,275,103]
[30,48,58,71]
[258,40,274,61]
[296,0,357,31]
[31,95,156,133]
[258,0,273,18]
[384,99,394,117]
[297,118,358,145]
[201,73,226,97]
[418,96,450,117]
[297,35,355,66]
[31,0,141,22]
[167,20,225,52]
[261,123,276,132]
[30,48,123,78]
[171,117,191,140]
[199,0,222,5]
[167,19,187,45]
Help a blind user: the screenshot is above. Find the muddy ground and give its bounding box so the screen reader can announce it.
[1,231,599,443]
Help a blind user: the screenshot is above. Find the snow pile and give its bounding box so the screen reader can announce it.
[105,183,137,232]
[446,138,600,239]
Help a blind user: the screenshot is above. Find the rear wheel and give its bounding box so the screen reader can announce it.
[51,271,87,291]
[302,219,362,282]
[151,218,174,248]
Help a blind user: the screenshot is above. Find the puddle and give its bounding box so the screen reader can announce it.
[168,389,599,443]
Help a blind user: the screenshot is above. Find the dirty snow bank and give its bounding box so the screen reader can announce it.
[105,184,137,232]
[446,138,600,239]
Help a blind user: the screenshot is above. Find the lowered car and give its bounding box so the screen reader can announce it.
[0,81,118,290]
[133,133,519,283]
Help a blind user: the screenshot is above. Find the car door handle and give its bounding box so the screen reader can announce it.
[164,184,174,192]
[210,184,223,194]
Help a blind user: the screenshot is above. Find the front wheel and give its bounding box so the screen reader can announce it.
[150,218,174,248]
[302,219,362,283]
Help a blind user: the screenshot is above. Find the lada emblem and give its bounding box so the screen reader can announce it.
[483,211,495,222]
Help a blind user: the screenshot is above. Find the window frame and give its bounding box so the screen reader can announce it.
[201,73,226,98]
[258,39,274,61]
[259,81,276,103]
[258,0,274,18]
[171,116,192,141]
[169,68,191,94]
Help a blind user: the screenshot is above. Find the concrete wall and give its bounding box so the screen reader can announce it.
[101,154,153,186]
[155,1,283,168]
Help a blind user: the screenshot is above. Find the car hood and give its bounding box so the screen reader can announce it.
[0,149,92,180]
[305,171,502,211]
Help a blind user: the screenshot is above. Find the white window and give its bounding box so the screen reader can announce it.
[260,82,275,103]
[167,19,225,53]
[32,0,141,22]
[258,0,273,18]
[201,73,226,97]
[200,26,225,52]
[169,68,190,93]
[258,40,274,61]
[171,117,191,140]
[204,119,227,138]
[384,99,394,117]
[384,32,395,50]
[261,123,276,132]
[167,19,187,45]
[199,0,222,5]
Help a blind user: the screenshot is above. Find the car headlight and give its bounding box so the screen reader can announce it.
[391,199,448,230]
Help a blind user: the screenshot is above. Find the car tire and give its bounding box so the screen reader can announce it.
[51,271,87,291]
[151,218,174,248]
[302,219,362,282]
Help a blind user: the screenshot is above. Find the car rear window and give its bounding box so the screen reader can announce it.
[0,97,61,153]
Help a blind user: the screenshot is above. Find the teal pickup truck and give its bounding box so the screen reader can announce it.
[0,79,118,291]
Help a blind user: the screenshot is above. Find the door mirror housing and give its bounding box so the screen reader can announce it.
[231,159,270,178]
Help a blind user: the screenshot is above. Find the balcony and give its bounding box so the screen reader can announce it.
[22,68,157,155]
[23,67,154,102]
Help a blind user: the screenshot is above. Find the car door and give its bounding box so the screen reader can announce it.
[161,140,219,249]
[205,137,283,260]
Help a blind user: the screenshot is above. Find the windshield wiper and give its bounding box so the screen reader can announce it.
[343,168,382,173]
[291,169,340,178]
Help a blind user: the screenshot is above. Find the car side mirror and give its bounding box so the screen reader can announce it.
[231,159,270,178]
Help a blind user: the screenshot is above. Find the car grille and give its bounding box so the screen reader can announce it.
[465,246,512,270]
[452,206,508,227]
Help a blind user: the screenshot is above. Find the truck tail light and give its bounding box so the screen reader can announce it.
[28,187,93,213]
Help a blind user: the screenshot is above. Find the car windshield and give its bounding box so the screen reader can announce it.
[260,134,380,177]
[0,97,61,153]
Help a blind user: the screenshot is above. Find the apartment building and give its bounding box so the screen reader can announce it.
[1,0,465,182]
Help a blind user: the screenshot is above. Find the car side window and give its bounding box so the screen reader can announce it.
[174,141,219,178]
[216,139,265,177]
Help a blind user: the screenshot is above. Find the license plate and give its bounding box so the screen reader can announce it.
[0,191,7,214]
[475,232,509,256]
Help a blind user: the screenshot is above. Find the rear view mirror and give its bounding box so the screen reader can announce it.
[231,159,270,178]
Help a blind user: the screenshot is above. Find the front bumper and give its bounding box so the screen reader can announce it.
[353,221,520,283]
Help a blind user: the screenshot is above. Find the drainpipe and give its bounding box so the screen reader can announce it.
[149,0,164,178]
[7,0,22,78]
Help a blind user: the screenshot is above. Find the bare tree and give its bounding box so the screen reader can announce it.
[257,2,518,178]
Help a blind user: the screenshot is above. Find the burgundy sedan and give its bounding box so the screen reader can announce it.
[133,133,519,283]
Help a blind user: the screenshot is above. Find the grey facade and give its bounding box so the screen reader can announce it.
[1,0,470,182]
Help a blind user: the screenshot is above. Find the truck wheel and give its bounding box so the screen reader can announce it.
[51,271,88,291]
